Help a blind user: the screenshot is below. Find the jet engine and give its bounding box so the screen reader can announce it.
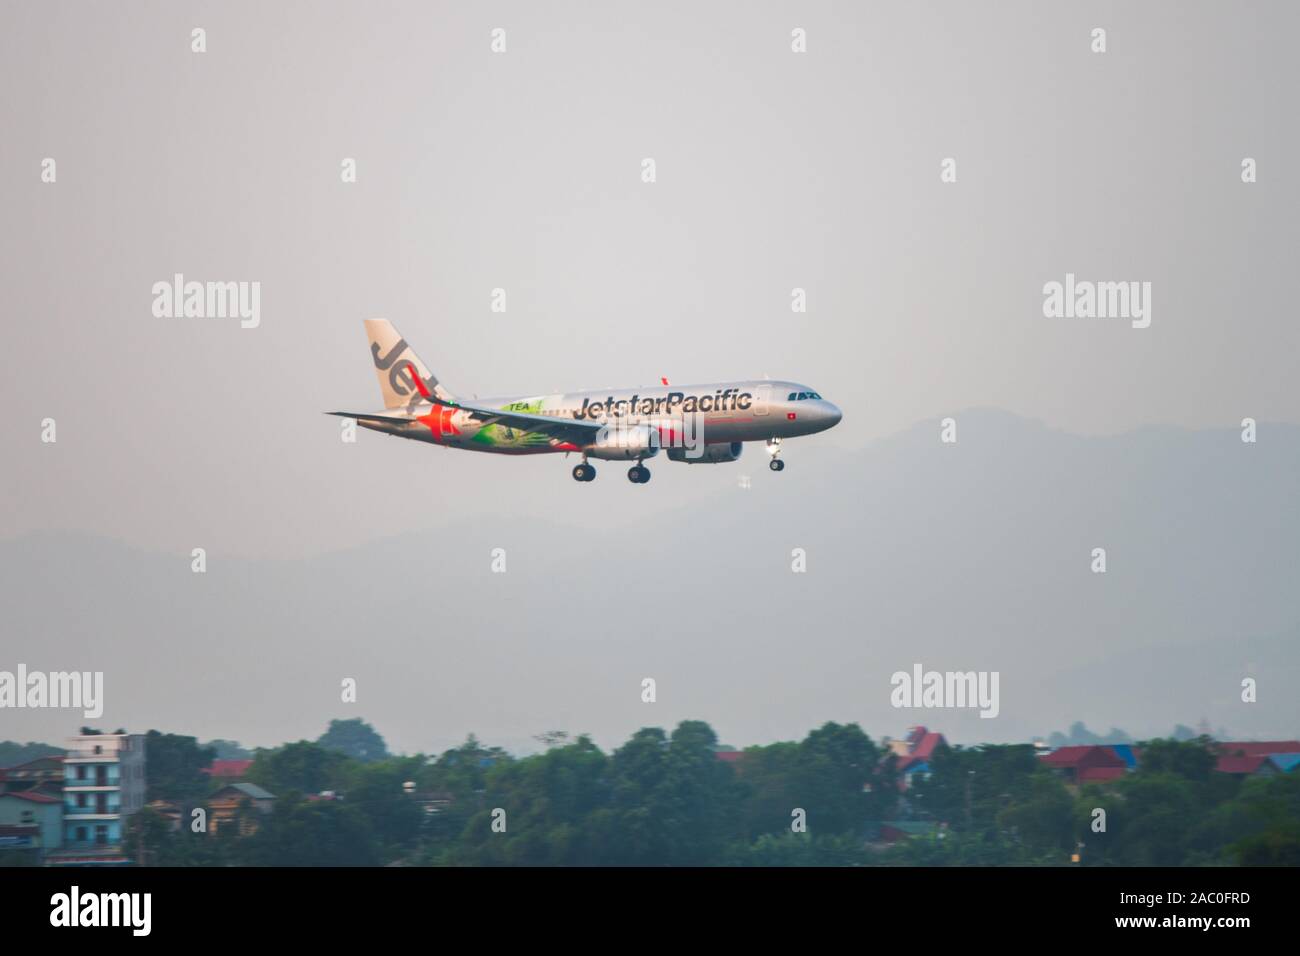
[667,441,743,464]
[584,423,661,461]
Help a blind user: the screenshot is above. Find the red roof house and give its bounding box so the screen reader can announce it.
[1215,741,1300,757]
[204,758,254,780]
[3,790,61,805]
[1214,754,1270,776]
[1214,741,1300,775]
[903,727,945,761]
[0,755,65,797]
[1039,745,1128,784]
[887,726,949,790]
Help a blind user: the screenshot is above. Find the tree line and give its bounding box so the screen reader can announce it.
[111,719,1300,866]
[6,718,1297,865]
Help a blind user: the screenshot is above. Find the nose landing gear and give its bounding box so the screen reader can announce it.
[572,463,596,482]
[766,438,785,472]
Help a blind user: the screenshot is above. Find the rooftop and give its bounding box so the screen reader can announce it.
[0,790,61,805]
[204,758,254,778]
[216,782,275,801]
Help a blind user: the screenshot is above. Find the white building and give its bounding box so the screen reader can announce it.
[60,732,147,857]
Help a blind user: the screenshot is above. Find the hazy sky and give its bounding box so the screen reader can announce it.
[1,3,1297,752]
[2,1,1297,558]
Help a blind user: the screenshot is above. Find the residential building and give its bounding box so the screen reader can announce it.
[203,758,254,783]
[1268,753,1300,774]
[1214,741,1300,776]
[0,755,65,799]
[887,726,948,790]
[145,799,184,831]
[1214,754,1275,777]
[209,782,276,836]
[409,789,454,818]
[1038,745,1129,785]
[863,819,943,845]
[1110,744,1140,770]
[49,731,146,865]
[0,791,63,860]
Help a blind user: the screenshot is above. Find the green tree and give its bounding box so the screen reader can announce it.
[597,721,744,865]
[1087,773,1201,865]
[125,806,230,866]
[1138,736,1216,782]
[144,730,216,801]
[996,772,1074,857]
[246,740,349,795]
[317,718,389,763]
[1220,773,1300,865]
[239,796,379,866]
[341,757,425,854]
[453,735,610,865]
[910,743,1041,833]
[654,720,742,864]
[204,739,251,759]
[728,831,870,866]
[737,722,894,840]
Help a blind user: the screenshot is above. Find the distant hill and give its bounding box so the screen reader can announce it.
[0,741,63,766]
[1,411,1296,753]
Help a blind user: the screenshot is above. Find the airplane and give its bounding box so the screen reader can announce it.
[328,319,842,484]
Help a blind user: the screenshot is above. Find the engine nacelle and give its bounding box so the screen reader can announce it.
[584,423,661,461]
[667,441,743,464]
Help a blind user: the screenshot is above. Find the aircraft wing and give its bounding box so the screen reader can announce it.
[326,402,603,446]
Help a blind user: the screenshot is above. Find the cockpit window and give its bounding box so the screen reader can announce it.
[787,392,797,401]
[809,392,821,400]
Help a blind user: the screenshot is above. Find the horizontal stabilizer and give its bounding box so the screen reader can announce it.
[326,410,415,426]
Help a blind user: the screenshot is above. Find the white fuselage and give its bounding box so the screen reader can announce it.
[358,379,842,455]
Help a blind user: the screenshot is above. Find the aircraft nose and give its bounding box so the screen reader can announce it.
[808,400,842,432]
[800,400,842,434]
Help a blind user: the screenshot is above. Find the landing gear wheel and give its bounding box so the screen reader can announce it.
[573,464,596,482]
[628,465,651,484]
[765,437,784,472]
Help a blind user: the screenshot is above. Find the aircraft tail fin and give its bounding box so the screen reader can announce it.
[364,319,454,409]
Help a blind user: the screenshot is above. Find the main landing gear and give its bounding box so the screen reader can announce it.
[571,459,650,483]
[766,438,785,472]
